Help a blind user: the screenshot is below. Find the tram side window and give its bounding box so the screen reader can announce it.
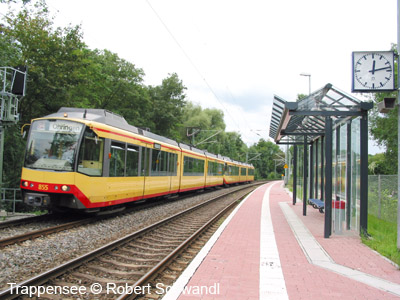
[232,166,239,176]
[126,144,139,176]
[241,167,246,176]
[218,163,224,176]
[226,165,237,176]
[151,149,169,176]
[208,161,221,176]
[77,129,104,176]
[110,142,125,177]
[207,161,214,175]
[183,156,205,176]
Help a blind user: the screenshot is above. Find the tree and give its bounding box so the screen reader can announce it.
[1,1,91,187]
[369,104,397,174]
[3,1,89,122]
[297,93,307,101]
[1,1,151,187]
[368,153,392,175]
[74,49,151,127]
[368,44,398,174]
[147,73,187,139]
[181,103,225,148]
[249,139,284,179]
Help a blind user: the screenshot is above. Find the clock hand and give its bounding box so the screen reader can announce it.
[371,60,376,75]
[369,66,391,72]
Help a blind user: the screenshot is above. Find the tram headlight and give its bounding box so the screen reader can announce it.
[22,181,29,187]
[61,185,70,192]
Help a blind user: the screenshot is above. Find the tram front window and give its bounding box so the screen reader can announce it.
[24,120,84,171]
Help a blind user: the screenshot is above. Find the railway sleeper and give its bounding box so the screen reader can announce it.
[143,293,160,299]
[119,247,166,256]
[148,234,185,242]
[71,272,132,285]
[86,265,143,277]
[108,252,160,263]
[21,292,64,300]
[158,229,194,236]
[48,281,111,296]
[126,244,174,252]
[98,257,150,269]
[168,266,184,272]
[135,241,179,249]
[138,238,183,246]
[161,274,176,280]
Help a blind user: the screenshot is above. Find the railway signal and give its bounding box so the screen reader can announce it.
[0,66,27,193]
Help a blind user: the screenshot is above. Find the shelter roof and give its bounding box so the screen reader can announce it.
[269,83,373,144]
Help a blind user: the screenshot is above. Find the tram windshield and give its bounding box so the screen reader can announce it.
[24,119,84,171]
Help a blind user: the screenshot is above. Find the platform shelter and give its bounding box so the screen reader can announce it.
[269,84,373,238]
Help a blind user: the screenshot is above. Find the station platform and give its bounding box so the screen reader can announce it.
[163,181,400,300]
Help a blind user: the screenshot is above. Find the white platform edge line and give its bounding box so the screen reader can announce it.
[260,181,289,300]
[279,201,400,297]
[162,183,271,300]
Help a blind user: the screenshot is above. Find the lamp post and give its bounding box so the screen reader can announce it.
[300,73,311,95]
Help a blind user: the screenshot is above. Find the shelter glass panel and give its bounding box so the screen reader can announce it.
[333,124,347,234]
[333,128,337,199]
[297,146,304,201]
[351,118,361,232]
[317,138,323,199]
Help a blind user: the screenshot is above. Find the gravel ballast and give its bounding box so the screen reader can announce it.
[0,185,254,291]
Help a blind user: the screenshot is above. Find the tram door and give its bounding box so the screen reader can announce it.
[141,147,150,198]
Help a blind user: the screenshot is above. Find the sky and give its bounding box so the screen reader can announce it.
[2,0,398,152]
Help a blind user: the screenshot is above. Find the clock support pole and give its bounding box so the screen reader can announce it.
[397,0,400,249]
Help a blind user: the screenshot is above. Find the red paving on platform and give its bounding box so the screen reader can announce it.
[169,181,400,300]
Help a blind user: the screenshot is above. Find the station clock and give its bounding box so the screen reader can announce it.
[352,51,395,92]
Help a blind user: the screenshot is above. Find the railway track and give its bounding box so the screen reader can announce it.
[0,183,263,249]
[0,217,96,248]
[0,214,53,230]
[0,184,259,300]
[0,197,183,248]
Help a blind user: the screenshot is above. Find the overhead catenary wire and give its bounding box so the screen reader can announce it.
[145,0,241,132]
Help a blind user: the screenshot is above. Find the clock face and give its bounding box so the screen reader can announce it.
[352,51,395,92]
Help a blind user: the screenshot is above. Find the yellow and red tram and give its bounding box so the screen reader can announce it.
[20,108,254,212]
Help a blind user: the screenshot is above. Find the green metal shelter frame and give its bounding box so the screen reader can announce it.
[269,83,373,238]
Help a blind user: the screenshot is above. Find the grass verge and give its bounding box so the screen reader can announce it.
[362,214,400,267]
